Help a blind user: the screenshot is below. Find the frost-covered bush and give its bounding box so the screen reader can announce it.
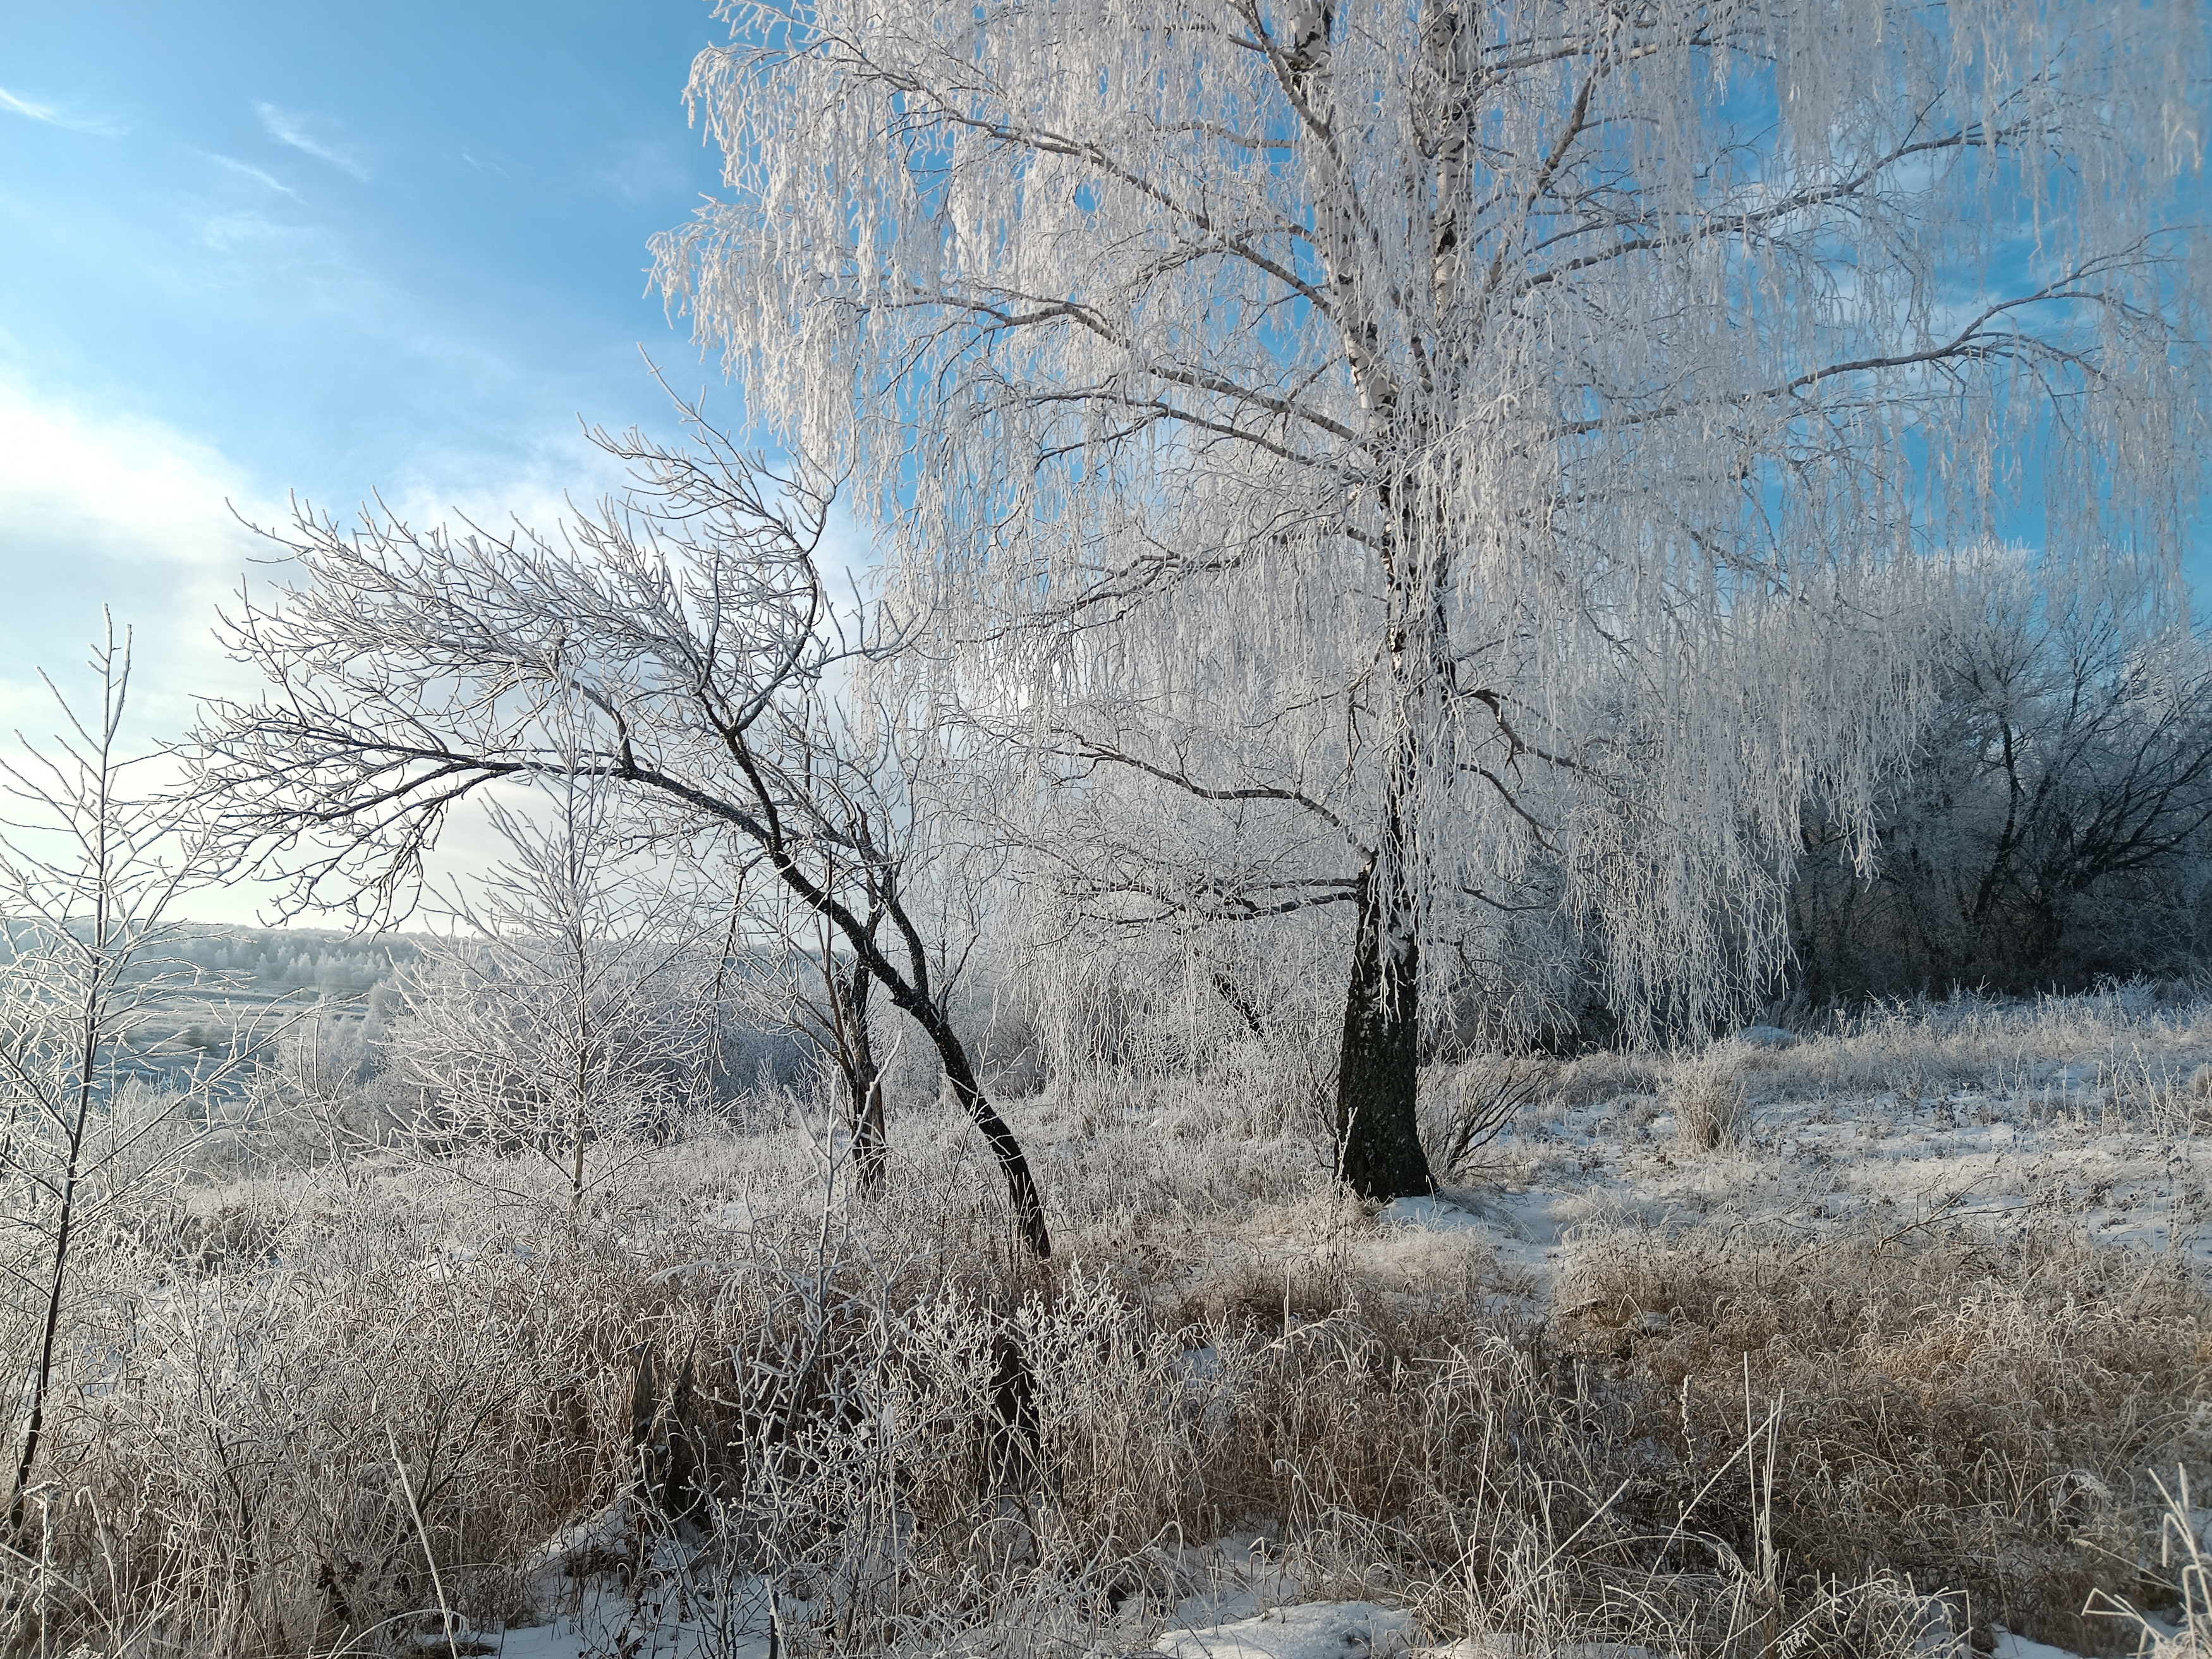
[1419,1054,1548,1181]
[1792,553,2212,1003]
[6,1072,2206,1658]
[377,777,720,1212]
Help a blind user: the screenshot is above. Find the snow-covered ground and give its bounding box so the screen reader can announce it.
[1396,998,2212,1284]
[1394,1079,2212,1284]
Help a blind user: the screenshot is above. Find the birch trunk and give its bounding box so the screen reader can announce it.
[1336,853,1428,1198]
[1335,535,1438,1196]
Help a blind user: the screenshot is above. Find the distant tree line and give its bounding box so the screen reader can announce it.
[164,929,422,995]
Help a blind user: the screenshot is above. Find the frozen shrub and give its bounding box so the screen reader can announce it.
[1419,1055,1548,1182]
[8,1017,2209,1658]
[1664,1047,1750,1151]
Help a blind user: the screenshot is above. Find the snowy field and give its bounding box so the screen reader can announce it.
[1445,987,2212,1278]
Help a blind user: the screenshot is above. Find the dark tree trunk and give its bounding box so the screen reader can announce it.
[851,924,1049,1256]
[1325,485,1440,1202]
[7,1071,91,1545]
[927,1021,1052,1258]
[1212,969,1267,1039]
[803,907,1048,1253]
[1334,568,1437,1200]
[829,956,887,1194]
[1335,857,1433,1200]
[703,742,1053,1256]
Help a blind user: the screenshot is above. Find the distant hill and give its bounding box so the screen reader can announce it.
[0,920,431,999]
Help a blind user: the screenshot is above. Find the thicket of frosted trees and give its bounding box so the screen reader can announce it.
[149,0,2203,1220]
[15,0,2201,1247]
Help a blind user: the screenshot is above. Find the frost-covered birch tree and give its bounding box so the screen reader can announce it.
[655,0,2208,1196]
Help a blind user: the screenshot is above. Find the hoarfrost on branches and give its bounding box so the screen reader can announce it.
[191,415,1057,1255]
[655,0,2207,1191]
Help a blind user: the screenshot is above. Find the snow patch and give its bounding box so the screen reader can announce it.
[1993,1629,2094,1659]
[1378,1194,1489,1232]
[1157,1600,1418,1659]
[1735,1026,1797,1048]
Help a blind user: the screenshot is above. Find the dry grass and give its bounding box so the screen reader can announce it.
[1663,1048,1753,1151]
[1456,983,2212,1148]
[6,996,2211,1658]
[1560,1214,2212,1653]
[1740,983,2212,1120]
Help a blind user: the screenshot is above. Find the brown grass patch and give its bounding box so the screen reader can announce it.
[1561,1217,2212,1652]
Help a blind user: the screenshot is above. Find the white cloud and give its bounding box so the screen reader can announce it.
[0,384,267,571]
[254,101,370,182]
[0,381,273,719]
[0,85,125,137]
[0,385,283,922]
[459,149,521,180]
[0,385,568,927]
[0,385,845,930]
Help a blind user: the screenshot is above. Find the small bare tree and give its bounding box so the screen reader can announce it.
[191,416,1055,1255]
[385,768,719,1215]
[717,698,1013,1195]
[724,906,894,1191]
[0,619,254,1540]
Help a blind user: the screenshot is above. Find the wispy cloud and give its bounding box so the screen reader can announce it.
[0,85,124,137]
[254,101,370,181]
[204,150,304,201]
[460,149,521,180]
[592,139,684,205]
[200,209,305,253]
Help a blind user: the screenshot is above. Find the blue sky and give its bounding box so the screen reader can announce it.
[0,1,770,919]
[0,1,742,740]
